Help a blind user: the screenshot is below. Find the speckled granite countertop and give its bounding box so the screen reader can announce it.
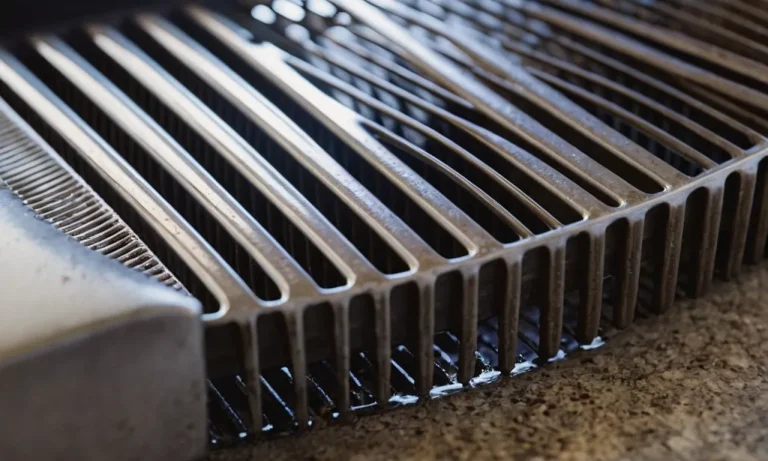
[208,265,768,461]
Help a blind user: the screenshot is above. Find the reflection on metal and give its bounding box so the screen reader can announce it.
[0,184,206,461]
[1,0,768,443]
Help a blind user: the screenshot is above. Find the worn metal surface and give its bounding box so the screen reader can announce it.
[1,0,768,443]
[0,187,207,461]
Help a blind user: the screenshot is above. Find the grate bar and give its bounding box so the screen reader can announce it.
[363,0,690,187]
[519,2,768,113]
[332,299,352,412]
[373,292,392,404]
[360,120,536,238]
[186,8,506,257]
[722,172,756,279]
[295,25,612,215]
[578,232,604,343]
[415,280,436,394]
[703,0,768,27]
[283,48,607,220]
[497,258,522,373]
[453,0,766,147]
[32,36,320,303]
[285,311,310,428]
[322,26,474,109]
[652,203,685,313]
[138,14,446,270]
[550,35,765,145]
[539,245,566,359]
[87,25,388,292]
[748,164,768,264]
[234,9,608,223]
[457,268,480,383]
[541,0,768,85]
[691,188,725,297]
[517,57,747,158]
[285,56,554,234]
[0,51,260,317]
[326,0,648,205]
[625,0,768,63]
[528,70,720,170]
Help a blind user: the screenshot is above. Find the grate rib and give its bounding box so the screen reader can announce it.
[31,36,324,298]
[361,0,690,186]
[0,51,260,317]
[519,2,768,112]
[284,47,602,223]
[314,2,648,205]
[545,0,768,82]
[137,14,446,269]
[186,7,505,257]
[85,25,390,289]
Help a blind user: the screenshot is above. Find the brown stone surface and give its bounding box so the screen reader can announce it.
[208,265,768,461]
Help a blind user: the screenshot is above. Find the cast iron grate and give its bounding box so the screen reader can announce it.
[0,0,768,447]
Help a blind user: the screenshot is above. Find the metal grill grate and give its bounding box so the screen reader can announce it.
[1,0,768,448]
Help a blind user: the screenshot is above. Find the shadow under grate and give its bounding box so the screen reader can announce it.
[207,302,603,447]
